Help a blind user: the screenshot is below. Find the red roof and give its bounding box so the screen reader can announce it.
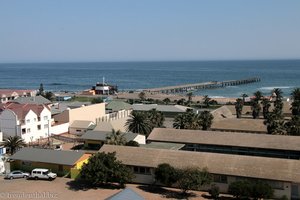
[0,89,35,97]
[0,102,50,120]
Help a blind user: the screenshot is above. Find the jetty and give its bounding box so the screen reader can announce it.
[144,77,260,94]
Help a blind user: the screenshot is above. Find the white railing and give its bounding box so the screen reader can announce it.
[96,110,132,123]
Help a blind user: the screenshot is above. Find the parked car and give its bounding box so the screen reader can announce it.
[5,170,30,179]
[30,168,57,180]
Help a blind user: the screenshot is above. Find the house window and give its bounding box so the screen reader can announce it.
[213,175,227,183]
[132,166,151,175]
[22,161,31,166]
[76,130,82,132]
[38,117,41,121]
[34,118,37,122]
[44,124,48,129]
[22,128,26,134]
[37,125,41,130]
[59,165,63,172]
[26,119,30,124]
[44,116,48,120]
[26,128,31,133]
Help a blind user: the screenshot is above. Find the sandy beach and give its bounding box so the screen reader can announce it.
[115,91,236,104]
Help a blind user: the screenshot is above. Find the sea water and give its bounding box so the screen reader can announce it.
[0,60,299,98]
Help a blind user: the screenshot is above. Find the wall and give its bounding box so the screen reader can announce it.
[13,160,73,177]
[54,103,106,124]
[0,110,18,137]
[51,123,69,135]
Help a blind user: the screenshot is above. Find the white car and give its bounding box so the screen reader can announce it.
[30,168,57,180]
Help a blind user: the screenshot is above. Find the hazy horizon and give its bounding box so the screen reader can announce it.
[1,0,300,63]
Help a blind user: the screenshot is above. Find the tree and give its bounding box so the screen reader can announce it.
[163,98,171,105]
[291,88,300,101]
[285,116,300,136]
[251,180,274,200]
[91,97,103,104]
[3,136,26,155]
[125,111,152,136]
[264,113,286,135]
[253,91,263,102]
[44,91,55,102]
[235,98,243,118]
[147,109,165,128]
[203,95,211,108]
[125,140,140,147]
[251,99,261,119]
[155,163,178,186]
[106,129,126,145]
[228,180,252,199]
[208,184,220,200]
[291,100,300,116]
[79,152,133,187]
[177,167,212,194]
[177,98,186,106]
[138,92,146,101]
[198,111,214,130]
[186,92,193,105]
[261,98,271,119]
[272,88,284,117]
[173,113,187,129]
[38,83,44,96]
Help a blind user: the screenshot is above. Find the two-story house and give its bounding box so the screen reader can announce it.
[0,103,52,143]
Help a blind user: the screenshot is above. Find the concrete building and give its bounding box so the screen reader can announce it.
[69,120,95,135]
[100,144,300,199]
[132,104,192,117]
[147,128,300,159]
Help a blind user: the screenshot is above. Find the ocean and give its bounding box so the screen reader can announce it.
[0,60,299,98]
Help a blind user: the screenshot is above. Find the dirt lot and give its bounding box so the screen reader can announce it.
[0,177,210,200]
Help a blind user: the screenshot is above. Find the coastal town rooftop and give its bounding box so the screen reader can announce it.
[147,128,300,151]
[100,144,300,183]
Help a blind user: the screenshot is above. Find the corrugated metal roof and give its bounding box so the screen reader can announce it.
[81,130,139,142]
[132,104,190,113]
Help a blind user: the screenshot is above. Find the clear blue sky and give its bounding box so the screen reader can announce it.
[1,0,300,62]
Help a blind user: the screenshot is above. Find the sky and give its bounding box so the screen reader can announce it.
[0,0,300,63]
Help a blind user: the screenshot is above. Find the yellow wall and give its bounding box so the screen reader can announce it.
[74,154,90,169]
[54,103,105,124]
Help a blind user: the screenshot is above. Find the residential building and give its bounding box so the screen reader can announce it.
[0,132,6,155]
[100,144,300,199]
[105,100,132,113]
[147,128,300,159]
[0,89,36,104]
[13,96,52,105]
[0,103,53,143]
[10,147,90,177]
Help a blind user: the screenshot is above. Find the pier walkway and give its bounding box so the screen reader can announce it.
[144,77,260,94]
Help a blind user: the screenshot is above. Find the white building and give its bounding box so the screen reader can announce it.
[0,89,36,104]
[0,103,53,143]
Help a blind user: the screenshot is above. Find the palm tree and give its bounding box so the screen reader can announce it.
[273,88,283,101]
[235,98,243,118]
[253,91,263,102]
[106,129,127,145]
[186,92,193,105]
[264,113,286,135]
[185,112,201,130]
[163,98,171,105]
[251,99,261,119]
[291,88,300,101]
[4,136,26,155]
[147,108,165,128]
[203,95,211,108]
[261,98,271,119]
[138,92,146,101]
[291,88,300,116]
[198,111,214,130]
[125,111,152,136]
[285,116,300,136]
[173,113,187,129]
